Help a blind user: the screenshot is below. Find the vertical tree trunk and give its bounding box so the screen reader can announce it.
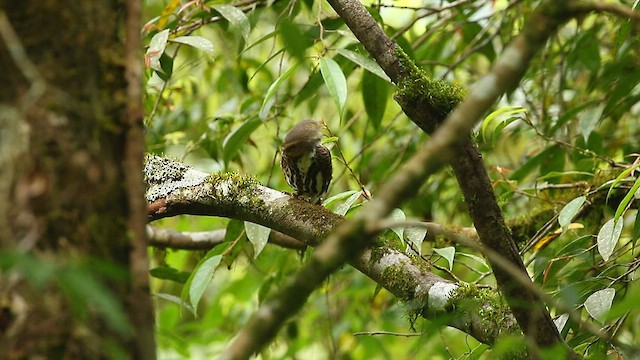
[0,1,155,358]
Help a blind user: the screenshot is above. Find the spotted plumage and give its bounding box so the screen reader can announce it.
[281,119,332,205]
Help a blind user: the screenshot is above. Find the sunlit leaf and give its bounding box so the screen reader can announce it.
[188,254,222,312]
[584,288,615,323]
[320,57,348,115]
[170,36,214,56]
[146,29,170,72]
[259,63,299,120]
[480,106,526,143]
[213,5,250,43]
[433,247,455,271]
[558,196,586,230]
[388,208,405,242]
[554,313,569,332]
[614,176,640,221]
[597,218,623,261]
[244,221,271,258]
[604,162,640,201]
[336,48,391,83]
[405,226,427,255]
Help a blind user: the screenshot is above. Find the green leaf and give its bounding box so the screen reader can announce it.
[553,313,569,333]
[244,221,271,258]
[405,226,427,255]
[578,105,604,142]
[323,189,358,208]
[362,70,390,129]
[333,191,361,216]
[259,63,299,120]
[480,106,526,143]
[188,254,222,312]
[170,36,214,56]
[433,247,456,271]
[58,268,132,337]
[605,162,640,202]
[614,176,640,221]
[153,293,196,316]
[558,196,586,230]
[336,48,391,83]
[321,136,339,145]
[632,210,640,248]
[320,57,348,115]
[157,52,174,81]
[146,29,169,72]
[149,265,190,284]
[279,19,310,61]
[213,5,250,43]
[584,288,615,323]
[222,117,262,164]
[388,208,405,242]
[597,218,623,262]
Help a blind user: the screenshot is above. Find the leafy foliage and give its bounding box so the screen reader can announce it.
[143,0,640,358]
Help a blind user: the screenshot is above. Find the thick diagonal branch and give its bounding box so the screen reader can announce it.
[325,0,580,352]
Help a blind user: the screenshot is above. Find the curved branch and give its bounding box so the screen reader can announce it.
[147,226,306,251]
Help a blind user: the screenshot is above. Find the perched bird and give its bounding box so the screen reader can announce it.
[281,119,332,205]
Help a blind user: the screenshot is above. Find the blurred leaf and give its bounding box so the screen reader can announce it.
[578,105,604,142]
[259,63,299,120]
[321,136,339,145]
[336,48,390,82]
[584,288,615,323]
[633,210,640,248]
[157,0,181,29]
[279,19,310,61]
[222,117,262,164]
[480,106,525,143]
[258,275,276,304]
[333,191,361,216]
[146,29,169,72]
[170,36,214,56]
[558,196,586,230]
[244,221,271,258]
[597,218,623,262]
[188,253,222,313]
[58,268,132,337]
[433,247,455,271]
[153,293,196,316]
[362,71,390,129]
[320,57,348,115]
[614,176,640,221]
[388,208,405,242]
[213,5,250,43]
[150,265,190,284]
[323,190,359,206]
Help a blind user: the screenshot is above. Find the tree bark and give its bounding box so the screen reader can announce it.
[0,1,154,358]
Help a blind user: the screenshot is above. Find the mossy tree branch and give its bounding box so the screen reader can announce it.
[145,155,519,348]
